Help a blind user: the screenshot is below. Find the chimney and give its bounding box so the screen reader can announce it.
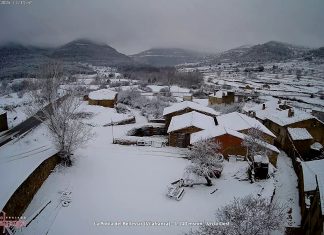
[262,103,266,110]
[288,108,294,117]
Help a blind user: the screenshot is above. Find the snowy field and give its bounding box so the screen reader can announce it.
[16,106,277,235]
[0,92,30,128]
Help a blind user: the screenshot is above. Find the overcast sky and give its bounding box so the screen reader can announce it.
[0,0,324,54]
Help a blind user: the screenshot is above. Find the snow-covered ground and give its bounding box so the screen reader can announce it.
[16,106,276,235]
[80,102,133,127]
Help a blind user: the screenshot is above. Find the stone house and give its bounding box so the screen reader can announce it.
[163,101,219,130]
[208,90,235,105]
[299,160,324,235]
[191,126,279,166]
[167,111,216,148]
[88,89,118,108]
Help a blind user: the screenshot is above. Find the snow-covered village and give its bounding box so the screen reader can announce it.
[1,1,324,235]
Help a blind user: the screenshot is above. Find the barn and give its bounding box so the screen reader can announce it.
[88,89,118,108]
[163,101,219,129]
[191,125,280,166]
[167,111,216,148]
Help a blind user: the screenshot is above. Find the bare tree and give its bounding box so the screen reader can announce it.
[187,195,285,235]
[242,127,269,158]
[26,61,93,166]
[210,103,244,114]
[186,140,223,186]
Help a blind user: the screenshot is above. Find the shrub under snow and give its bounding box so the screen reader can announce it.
[118,89,173,119]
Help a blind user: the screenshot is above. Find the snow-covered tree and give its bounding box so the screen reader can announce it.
[42,95,93,166]
[26,61,93,166]
[241,127,269,182]
[242,127,269,159]
[117,88,149,108]
[186,140,223,186]
[187,195,285,235]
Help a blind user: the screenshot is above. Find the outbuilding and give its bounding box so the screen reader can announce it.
[163,101,219,129]
[88,89,118,108]
[208,90,235,105]
[167,111,216,148]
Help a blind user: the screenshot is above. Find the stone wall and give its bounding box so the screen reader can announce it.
[2,154,60,218]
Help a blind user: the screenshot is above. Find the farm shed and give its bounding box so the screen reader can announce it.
[253,155,269,179]
[88,89,118,108]
[163,101,219,129]
[167,111,216,148]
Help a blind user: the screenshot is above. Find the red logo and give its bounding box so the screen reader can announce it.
[0,211,26,233]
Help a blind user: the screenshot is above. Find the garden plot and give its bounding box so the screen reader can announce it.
[17,114,276,235]
[79,102,134,127]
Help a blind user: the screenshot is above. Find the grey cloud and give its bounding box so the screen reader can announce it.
[0,0,324,54]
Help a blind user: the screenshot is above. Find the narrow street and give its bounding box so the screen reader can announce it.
[273,151,301,228]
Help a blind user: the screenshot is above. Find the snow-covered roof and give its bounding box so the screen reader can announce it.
[190,126,244,144]
[209,90,228,98]
[254,155,269,164]
[190,125,279,154]
[163,101,219,116]
[310,142,323,151]
[266,108,316,126]
[88,89,117,100]
[217,112,276,138]
[301,159,324,192]
[0,127,57,211]
[167,111,215,133]
[288,128,313,141]
[243,100,317,126]
[302,159,324,214]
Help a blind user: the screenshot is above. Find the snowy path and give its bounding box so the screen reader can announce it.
[273,152,301,228]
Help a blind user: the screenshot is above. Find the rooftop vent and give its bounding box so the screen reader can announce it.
[288,108,294,117]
